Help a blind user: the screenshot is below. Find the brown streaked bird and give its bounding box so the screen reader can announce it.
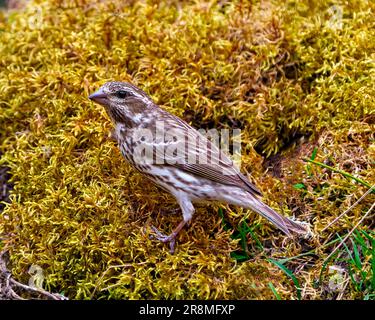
[89,82,307,253]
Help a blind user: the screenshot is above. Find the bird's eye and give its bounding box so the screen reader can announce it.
[115,90,131,99]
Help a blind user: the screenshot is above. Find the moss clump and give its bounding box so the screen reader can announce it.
[0,0,374,299]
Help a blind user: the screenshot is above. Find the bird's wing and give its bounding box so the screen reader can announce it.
[146,111,262,197]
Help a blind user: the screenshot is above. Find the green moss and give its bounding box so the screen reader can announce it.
[0,0,374,299]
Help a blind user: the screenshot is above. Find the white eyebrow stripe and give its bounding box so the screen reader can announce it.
[106,82,154,105]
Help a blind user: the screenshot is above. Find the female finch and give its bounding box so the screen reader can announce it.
[89,82,307,253]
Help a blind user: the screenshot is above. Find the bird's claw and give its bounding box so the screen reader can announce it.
[150,226,176,254]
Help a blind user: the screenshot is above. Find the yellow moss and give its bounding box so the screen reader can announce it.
[0,0,374,299]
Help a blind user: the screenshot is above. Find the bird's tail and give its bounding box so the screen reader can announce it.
[247,198,308,237]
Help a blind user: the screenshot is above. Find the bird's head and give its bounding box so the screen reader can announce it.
[89,81,153,125]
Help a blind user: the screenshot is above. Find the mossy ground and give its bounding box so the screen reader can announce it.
[0,0,374,299]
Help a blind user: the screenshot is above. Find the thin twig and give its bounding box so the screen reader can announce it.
[323,202,375,264]
[337,278,350,300]
[322,184,375,232]
[9,275,66,300]
[0,250,67,300]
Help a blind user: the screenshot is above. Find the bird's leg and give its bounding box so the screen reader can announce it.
[150,220,187,254]
[151,195,194,254]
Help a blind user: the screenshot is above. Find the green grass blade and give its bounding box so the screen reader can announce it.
[353,230,369,256]
[361,230,375,242]
[240,220,264,251]
[350,238,362,270]
[337,233,354,263]
[293,183,306,190]
[311,147,318,160]
[237,222,249,253]
[307,147,318,176]
[268,282,281,300]
[230,251,249,262]
[268,258,301,300]
[302,158,373,190]
[347,265,361,291]
[218,207,232,232]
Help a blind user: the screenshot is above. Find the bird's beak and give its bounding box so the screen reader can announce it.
[89,87,108,104]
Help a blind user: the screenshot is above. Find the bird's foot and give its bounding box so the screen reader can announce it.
[149,220,187,254]
[150,226,177,254]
